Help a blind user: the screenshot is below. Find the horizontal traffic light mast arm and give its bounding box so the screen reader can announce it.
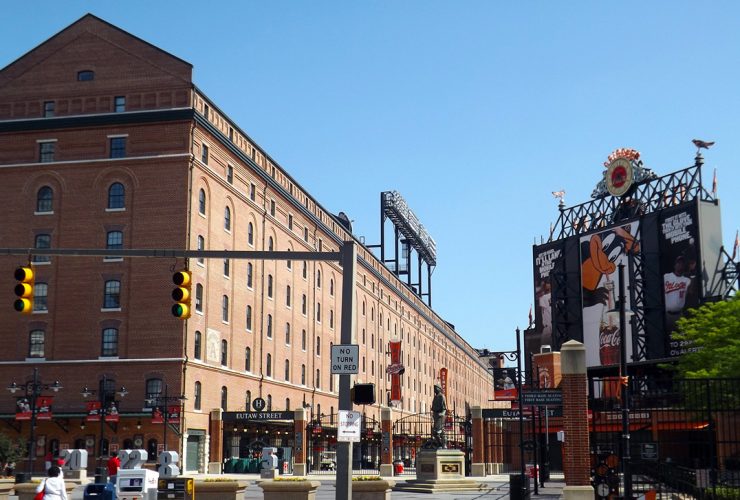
[0,248,342,261]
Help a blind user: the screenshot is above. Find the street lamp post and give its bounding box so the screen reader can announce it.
[6,368,63,477]
[81,375,127,479]
[483,328,527,499]
[616,263,632,499]
[145,384,186,453]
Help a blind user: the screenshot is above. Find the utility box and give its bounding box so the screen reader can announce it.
[157,477,194,500]
[116,468,159,500]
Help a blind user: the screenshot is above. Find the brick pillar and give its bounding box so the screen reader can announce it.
[379,407,394,477]
[208,408,223,474]
[471,406,485,476]
[293,408,307,475]
[560,340,594,499]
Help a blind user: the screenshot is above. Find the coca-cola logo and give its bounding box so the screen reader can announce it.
[600,328,620,347]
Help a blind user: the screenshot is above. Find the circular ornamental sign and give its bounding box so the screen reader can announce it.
[605,158,634,197]
[252,397,266,412]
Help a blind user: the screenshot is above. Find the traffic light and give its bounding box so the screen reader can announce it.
[171,271,192,319]
[352,383,376,405]
[13,266,34,314]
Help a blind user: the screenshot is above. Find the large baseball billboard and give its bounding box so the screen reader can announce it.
[659,204,701,355]
[580,221,640,369]
[533,242,565,352]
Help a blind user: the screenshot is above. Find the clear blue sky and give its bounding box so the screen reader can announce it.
[2,2,738,354]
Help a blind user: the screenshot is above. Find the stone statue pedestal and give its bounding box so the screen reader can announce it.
[394,449,484,493]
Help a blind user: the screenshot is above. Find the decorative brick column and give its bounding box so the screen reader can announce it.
[379,407,394,477]
[560,340,594,499]
[471,406,485,476]
[293,408,307,475]
[208,408,223,474]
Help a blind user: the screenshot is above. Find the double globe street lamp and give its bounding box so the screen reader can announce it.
[6,368,63,477]
[81,375,127,480]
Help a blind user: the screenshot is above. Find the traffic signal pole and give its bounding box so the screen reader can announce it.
[336,241,357,500]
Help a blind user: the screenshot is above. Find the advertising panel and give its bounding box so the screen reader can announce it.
[580,221,641,370]
[389,340,402,403]
[533,242,565,351]
[659,204,701,355]
[493,367,519,401]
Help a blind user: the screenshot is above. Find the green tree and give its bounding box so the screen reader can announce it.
[673,295,740,378]
[0,433,25,474]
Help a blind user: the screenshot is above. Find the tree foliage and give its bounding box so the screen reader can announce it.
[673,295,740,378]
[0,433,25,471]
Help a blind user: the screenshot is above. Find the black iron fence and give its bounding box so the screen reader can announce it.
[305,413,380,475]
[391,411,472,476]
[590,376,740,499]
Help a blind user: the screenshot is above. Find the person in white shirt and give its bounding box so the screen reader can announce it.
[664,256,692,332]
[35,465,68,500]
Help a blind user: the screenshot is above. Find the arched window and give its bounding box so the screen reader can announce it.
[301,364,306,385]
[245,347,251,371]
[197,235,205,265]
[266,354,272,377]
[221,340,228,366]
[198,189,206,215]
[302,295,307,315]
[302,261,307,279]
[285,398,291,411]
[245,391,251,410]
[106,231,123,251]
[266,314,273,338]
[246,305,253,331]
[247,222,254,245]
[267,394,272,411]
[315,369,321,389]
[29,330,45,358]
[267,275,273,298]
[222,295,229,322]
[146,378,163,400]
[108,183,125,209]
[329,310,334,329]
[33,234,51,263]
[316,270,322,289]
[224,206,231,231]
[286,285,291,307]
[194,381,202,411]
[268,237,274,251]
[221,386,228,411]
[316,337,321,356]
[194,331,202,359]
[316,302,321,323]
[33,283,48,312]
[37,186,53,212]
[101,328,118,357]
[285,323,291,344]
[284,359,290,382]
[247,263,253,288]
[330,278,334,296]
[103,280,121,309]
[195,284,203,312]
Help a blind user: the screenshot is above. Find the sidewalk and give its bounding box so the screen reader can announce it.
[15,471,567,499]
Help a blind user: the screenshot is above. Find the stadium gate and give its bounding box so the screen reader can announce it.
[306,412,380,475]
[391,411,472,476]
[589,375,740,499]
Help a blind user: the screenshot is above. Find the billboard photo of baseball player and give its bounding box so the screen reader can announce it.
[659,206,700,355]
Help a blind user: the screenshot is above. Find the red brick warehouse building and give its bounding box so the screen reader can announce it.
[0,15,494,474]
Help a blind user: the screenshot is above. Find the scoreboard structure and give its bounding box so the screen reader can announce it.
[529,148,737,373]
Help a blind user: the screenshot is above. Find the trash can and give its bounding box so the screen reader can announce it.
[393,460,404,475]
[509,473,530,500]
[14,472,29,483]
[94,466,108,484]
[83,483,115,499]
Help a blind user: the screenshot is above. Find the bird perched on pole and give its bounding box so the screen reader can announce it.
[692,139,715,153]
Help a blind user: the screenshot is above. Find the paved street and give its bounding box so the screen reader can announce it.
[11,474,566,499]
